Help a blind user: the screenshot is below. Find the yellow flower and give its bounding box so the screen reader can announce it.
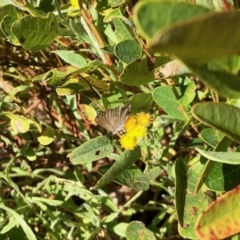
[68,0,79,16]
[136,112,151,127]
[70,0,78,7]
[134,125,147,138]
[120,111,151,150]
[120,133,137,150]
[127,125,147,138]
[124,115,137,132]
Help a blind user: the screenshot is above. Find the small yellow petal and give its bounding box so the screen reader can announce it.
[134,126,147,138]
[70,0,78,7]
[124,115,137,132]
[136,112,151,127]
[126,126,147,139]
[120,133,137,150]
[67,0,79,16]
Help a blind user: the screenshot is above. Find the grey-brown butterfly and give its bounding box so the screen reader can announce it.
[95,104,131,134]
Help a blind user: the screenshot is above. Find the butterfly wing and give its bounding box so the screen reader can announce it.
[106,104,131,133]
[116,104,131,131]
[95,104,131,134]
[95,109,115,133]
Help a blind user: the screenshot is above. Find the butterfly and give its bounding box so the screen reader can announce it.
[95,104,131,134]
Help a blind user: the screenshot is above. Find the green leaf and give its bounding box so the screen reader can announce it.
[196,148,240,164]
[69,19,90,44]
[1,15,20,45]
[206,162,240,192]
[32,61,103,86]
[0,227,27,240]
[32,66,78,86]
[4,112,30,133]
[120,57,168,85]
[25,146,36,161]
[104,24,119,45]
[19,1,48,17]
[178,223,197,240]
[153,86,185,121]
[9,85,30,96]
[52,50,87,68]
[0,4,23,39]
[46,177,93,201]
[188,61,240,99]
[148,10,240,64]
[103,8,124,22]
[0,204,37,240]
[94,146,141,189]
[115,40,143,63]
[178,80,196,106]
[111,0,125,8]
[135,166,160,183]
[175,158,208,239]
[98,164,149,190]
[69,136,113,165]
[200,128,224,147]
[31,197,63,206]
[175,159,188,228]
[0,85,30,109]
[101,45,115,55]
[129,93,153,110]
[103,222,128,238]
[55,77,90,96]
[11,12,58,51]
[133,1,210,39]
[125,221,156,240]
[214,55,240,74]
[0,4,22,19]
[113,18,134,42]
[194,136,232,194]
[37,127,54,146]
[192,102,240,143]
[120,58,153,85]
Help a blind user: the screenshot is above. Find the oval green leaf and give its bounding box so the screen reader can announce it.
[192,102,240,143]
[125,221,156,240]
[178,80,196,106]
[175,158,208,239]
[129,93,153,110]
[133,1,210,39]
[69,136,113,165]
[98,164,149,191]
[197,148,240,165]
[134,166,160,183]
[52,50,87,68]
[4,112,30,133]
[120,57,168,85]
[188,61,240,99]
[37,127,54,146]
[12,13,58,51]
[149,11,240,64]
[205,162,240,192]
[153,86,185,121]
[94,146,141,189]
[200,128,224,147]
[115,40,143,64]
